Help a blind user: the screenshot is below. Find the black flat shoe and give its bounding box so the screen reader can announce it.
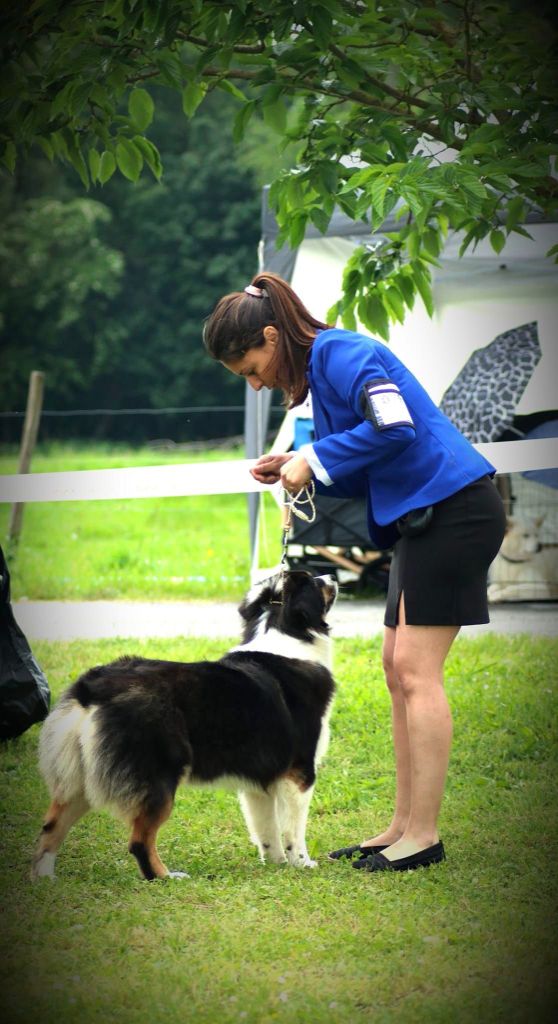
[328,843,387,862]
[352,841,446,872]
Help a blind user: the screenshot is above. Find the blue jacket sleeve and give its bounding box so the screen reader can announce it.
[310,332,416,483]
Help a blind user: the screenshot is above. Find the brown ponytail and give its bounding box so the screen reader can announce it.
[203,272,330,406]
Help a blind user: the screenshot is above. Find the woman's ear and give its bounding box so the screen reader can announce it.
[263,325,278,346]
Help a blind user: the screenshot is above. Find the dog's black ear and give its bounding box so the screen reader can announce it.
[282,571,312,600]
[238,583,265,621]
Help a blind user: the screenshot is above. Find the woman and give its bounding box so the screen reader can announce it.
[203,272,506,873]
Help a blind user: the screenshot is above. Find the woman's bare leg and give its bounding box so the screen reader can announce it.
[381,596,458,860]
[360,625,411,849]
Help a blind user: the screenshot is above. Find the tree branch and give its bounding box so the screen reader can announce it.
[176,30,265,54]
[327,40,432,112]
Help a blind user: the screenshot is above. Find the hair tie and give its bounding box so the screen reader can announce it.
[244,284,266,297]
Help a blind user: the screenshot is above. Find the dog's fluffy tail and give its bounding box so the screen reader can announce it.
[39,698,88,803]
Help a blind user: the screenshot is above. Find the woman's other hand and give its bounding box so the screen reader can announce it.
[280,453,313,494]
[250,452,294,484]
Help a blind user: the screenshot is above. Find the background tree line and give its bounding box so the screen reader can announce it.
[0,87,281,444]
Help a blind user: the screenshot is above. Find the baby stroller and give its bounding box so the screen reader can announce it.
[284,417,392,592]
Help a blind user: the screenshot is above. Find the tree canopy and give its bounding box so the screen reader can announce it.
[1,0,557,338]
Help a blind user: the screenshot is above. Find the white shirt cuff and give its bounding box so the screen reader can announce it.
[298,444,334,486]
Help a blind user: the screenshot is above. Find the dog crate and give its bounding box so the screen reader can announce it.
[491,456,558,602]
[490,417,558,602]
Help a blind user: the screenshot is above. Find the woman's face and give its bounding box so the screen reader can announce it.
[221,326,279,391]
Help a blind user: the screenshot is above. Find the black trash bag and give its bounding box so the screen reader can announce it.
[0,545,50,740]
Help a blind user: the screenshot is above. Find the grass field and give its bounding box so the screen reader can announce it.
[0,444,283,600]
[2,632,558,1024]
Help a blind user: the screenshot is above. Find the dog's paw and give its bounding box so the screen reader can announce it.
[31,852,57,880]
[166,870,189,879]
[262,848,288,865]
[299,856,318,869]
[287,851,317,868]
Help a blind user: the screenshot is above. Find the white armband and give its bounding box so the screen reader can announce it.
[361,379,414,430]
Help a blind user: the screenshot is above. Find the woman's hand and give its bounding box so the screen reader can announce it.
[280,452,313,494]
[250,452,294,485]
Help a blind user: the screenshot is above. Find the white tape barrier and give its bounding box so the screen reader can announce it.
[0,438,557,504]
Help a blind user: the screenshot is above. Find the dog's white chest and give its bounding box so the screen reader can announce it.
[231,624,332,671]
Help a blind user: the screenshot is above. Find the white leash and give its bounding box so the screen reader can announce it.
[273,482,317,598]
[269,482,317,604]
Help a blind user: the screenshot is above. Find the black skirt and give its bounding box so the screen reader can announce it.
[384,475,506,627]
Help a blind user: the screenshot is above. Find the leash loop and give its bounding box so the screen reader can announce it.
[280,480,316,564]
[271,482,317,604]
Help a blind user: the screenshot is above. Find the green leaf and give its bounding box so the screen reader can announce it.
[50,131,70,161]
[490,228,506,255]
[116,138,143,182]
[459,224,480,257]
[340,167,383,193]
[132,136,162,180]
[66,135,89,188]
[286,175,304,211]
[36,136,54,161]
[182,81,207,118]
[68,82,91,117]
[309,206,331,234]
[326,299,341,325]
[317,162,338,196]
[288,211,309,248]
[423,227,441,258]
[340,304,357,331]
[510,225,534,241]
[50,81,77,121]
[383,126,409,163]
[232,99,256,143]
[384,286,406,324]
[411,263,434,317]
[2,141,16,173]
[506,197,525,232]
[310,8,333,49]
[89,82,113,114]
[400,186,424,221]
[397,272,416,311]
[511,164,547,178]
[128,88,154,131]
[217,79,247,102]
[407,229,421,261]
[370,176,389,220]
[359,293,390,340]
[98,150,116,185]
[88,148,100,183]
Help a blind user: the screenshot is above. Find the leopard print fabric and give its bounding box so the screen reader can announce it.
[439,321,541,443]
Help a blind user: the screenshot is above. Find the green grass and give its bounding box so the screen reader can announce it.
[0,444,283,600]
[1,634,558,1024]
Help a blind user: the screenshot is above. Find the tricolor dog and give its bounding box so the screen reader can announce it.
[32,570,337,881]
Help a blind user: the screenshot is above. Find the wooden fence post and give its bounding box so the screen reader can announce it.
[7,370,45,550]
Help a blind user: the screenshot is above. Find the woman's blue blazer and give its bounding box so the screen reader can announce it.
[303,328,496,548]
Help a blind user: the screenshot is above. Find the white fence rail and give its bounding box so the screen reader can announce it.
[0,439,557,505]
